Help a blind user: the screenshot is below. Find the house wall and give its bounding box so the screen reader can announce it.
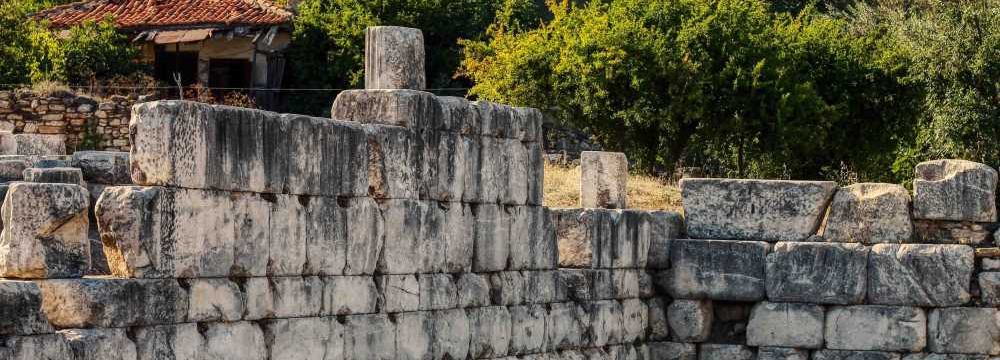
[157,32,291,88]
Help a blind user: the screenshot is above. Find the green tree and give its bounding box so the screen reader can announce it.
[58,19,143,85]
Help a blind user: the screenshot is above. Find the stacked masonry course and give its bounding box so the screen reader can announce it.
[0,90,134,152]
[0,26,999,360]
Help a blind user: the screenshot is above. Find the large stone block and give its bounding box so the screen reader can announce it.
[546,302,588,351]
[927,307,1000,355]
[0,159,27,181]
[239,277,274,320]
[509,206,554,270]
[646,298,669,341]
[393,311,431,360]
[646,211,686,269]
[587,300,624,347]
[38,278,187,328]
[867,244,973,306]
[23,167,85,186]
[914,220,993,245]
[825,305,926,352]
[698,344,754,360]
[665,239,770,301]
[269,276,323,318]
[757,347,809,360]
[365,26,425,90]
[0,280,53,335]
[332,89,441,128]
[418,273,459,310]
[0,333,74,360]
[979,272,1000,305]
[455,272,491,308]
[901,354,989,360]
[201,322,266,360]
[913,159,997,222]
[814,350,902,360]
[262,317,342,360]
[510,304,548,355]
[580,151,628,209]
[468,306,512,358]
[132,324,203,360]
[765,242,868,304]
[680,178,836,241]
[473,203,510,272]
[363,124,424,200]
[186,278,243,322]
[323,276,378,315]
[60,328,138,360]
[0,132,65,155]
[620,298,648,343]
[821,183,913,243]
[345,314,396,360]
[553,208,653,269]
[647,342,696,360]
[667,299,712,343]
[0,182,89,278]
[130,101,367,197]
[71,151,131,184]
[746,302,824,348]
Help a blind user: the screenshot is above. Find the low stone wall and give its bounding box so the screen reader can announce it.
[0,90,134,152]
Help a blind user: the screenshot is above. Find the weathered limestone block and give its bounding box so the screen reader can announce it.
[365,26,425,90]
[0,280,53,335]
[132,324,203,360]
[378,274,418,313]
[270,276,323,318]
[379,199,425,274]
[588,300,624,347]
[765,242,868,304]
[510,304,548,355]
[341,197,384,276]
[431,309,471,360]
[914,220,993,245]
[345,314,396,360]
[526,141,544,205]
[757,347,809,360]
[38,278,187,328]
[0,159,27,181]
[667,299,712,342]
[186,278,243,322]
[418,273,459,310]
[524,270,562,304]
[646,298,669,341]
[867,244,973,306]
[201,322,266,360]
[913,159,998,222]
[814,350,902,360]
[821,183,913,243]
[478,136,519,204]
[646,211,686,269]
[438,96,481,135]
[901,354,990,360]
[490,271,525,306]
[23,167,85,186]
[474,203,510,272]
[0,132,66,155]
[557,269,596,302]
[680,178,836,241]
[436,202,475,272]
[0,333,74,360]
[455,273,491,308]
[130,101,367,197]
[545,302,588,351]
[71,151,130,184]
[825,305,926,352]
[61,328,138,360]
[324,276,378,315]
[553,208,652,269]
[746,302,824,348]
[262,317,342,360]
[665,239,770,301]
[393,311,431,360]
[332,89,441,128]
[927,307,1000,355]
[698,344,755,360]
[509,206,554,270]
[364,125,424,200]
[620,298,648,343]
[580,151,628,209]
[647,342,697,360]
[979,272,1000,305]
[468,306,512,358]
[0,182,89,278]
[239,277,274,320]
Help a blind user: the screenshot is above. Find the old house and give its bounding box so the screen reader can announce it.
[32,0,292,105]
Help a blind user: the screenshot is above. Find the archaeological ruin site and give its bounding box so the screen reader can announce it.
[2,26,1000,360]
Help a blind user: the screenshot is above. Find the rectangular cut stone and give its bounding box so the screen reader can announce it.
[867,244,973,306]
[665,239,769,301]
[913,159,997,222]
[746,302,824,348]
[553,208,652,269]
[620,298,648,343]
[646,298,669,341]
[473,203,510,272]
[525,141,544,205]
[438,96,481,135]
[71,151,131,184]
[418,273,458,310]
[323,276,378,315]
[0,182,89,278]
[825,305,926,352]
[757,347,809,360]
[378,274,419,313]
[765,242,868,304]
[588,300,624,347]
[262,317,341,360]
[394,311,431,360]
[0,280,53,335]
[667,299,712,342]
[364,124,423,199]
[927,307,1000,355]
[509,304,548,355]
[647,342,696,360]
[133,323,203,360]
[345,314,395,360]
[814,350,902,360]
[979,272,1000,305]
[0,132,65,155]
[489,271,525,305]
[546,302,588,351]
[186,278,243,322]
[468,306,512,358]
[201,322,266,360]
[431,309,470,359]
[239,277,274,320]
[332,89,441,128]
[378,199,427,274]
[130,101,367,197]
[0,159,27,181]
[37,278,187,328]
[60,328,138,360]
[699,344,755,360]
[0,333,74,359]
[580,151,628,209]
[914,220,992,245]
[22,167,85,186]
[270,276,323,318]
[455,273,491,307]
[680,178,836,241]
[821,183,914,243]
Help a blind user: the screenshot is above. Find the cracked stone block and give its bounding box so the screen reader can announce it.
[0,159,27,181]
[201,322,266,360]
[681,178,836,241]
[365,26,425,90]
[746,302,824,348]
[133,323,203,360]
[71,151,131,185]
[262,317,342,360]
[418,273,458,311]
[323,276,378,315]
[814,350,902,360]
[473,203,510,272]
[438,96,481,135]
[821,183,913,243]
[557,269,595,302]
[468,306,512,359]
[378,199,430,275]
[60,328,137,360]
[546,302,588,351]
[186,278,243,322]
[647,342,696,360]
[269,276,323,318]
[455,273,491,308]
[524,270,561,304]
[665,239,770,301]
[332,89,441,128]
[0,182,89,278]
[0,333,74,360]
[914,220,993,245]
[23,167,85,186]
[667,299,713,342]
[0,280,53,335]
[0,132,65,155]
[757,347,809,360]
[345,314,395,360]
[979,272,1000,305]
[765,242,868,304]
[364,125,426,200]
[825,305,926,352]
[580,151,628,209]
[927,307,1000,355]
[37,278,187,328]
[867,244,973,307]
[489,271,525,306]
[913,159,998,222]
[698,344,754,360]
[553,208,653,269]
[378,274,419,313]
[510,304,547,355]
[239,277,274,320]
[130,101,367,197]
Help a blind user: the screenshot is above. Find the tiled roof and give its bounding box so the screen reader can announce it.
[32,0,292,30]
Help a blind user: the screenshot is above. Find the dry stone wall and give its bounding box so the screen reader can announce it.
[0,90,134,152]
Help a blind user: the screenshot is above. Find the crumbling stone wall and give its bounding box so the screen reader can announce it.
[0,90,134,152]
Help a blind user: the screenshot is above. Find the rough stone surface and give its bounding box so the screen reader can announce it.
[553,208,653,269]
[262,317,341,360]
[186,278,243,322]
[914,220,993,245]
[0,132,66,155]
[821,183,913,243]
[747,302,824,348]
[201,322,266,360]
[580,151,627,209]
[665,239,770,301]
[698,344,755,360]
[509,304,547,355]
[132,323,203,360]
[0,182,89,278]
[61,328,138,360]
[765,242,868,304]
[825,305,926,352]
[332,89,441,128]
[468,306,511,358]
[71,151,131,184]
[37,278,188,328]
[680,178,837,241]
[473,203,509,272]
[757,347,809,360]
[345,314,395,360]
[365,26,426,90]
[927,307,1000,355]
[646,298,669,341]
[587,300,623,347]
[814,350,903,360]
[913,159,997,222]
[23,167,85,186]
[667,299,713,342]
[0,159,28,181]
[979,272,1000,305]
[867,244,973,306]
[0,333,74,360]
[0,280,53,335]
[647,342,697,360]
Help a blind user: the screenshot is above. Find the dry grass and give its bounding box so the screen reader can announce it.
[543,162,683,212]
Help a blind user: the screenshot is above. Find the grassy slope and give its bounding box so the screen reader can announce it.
[542,162,683,212]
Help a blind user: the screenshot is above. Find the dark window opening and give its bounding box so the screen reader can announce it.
[154,47,198,87]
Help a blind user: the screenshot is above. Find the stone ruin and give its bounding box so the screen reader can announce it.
[0,26,1000,360]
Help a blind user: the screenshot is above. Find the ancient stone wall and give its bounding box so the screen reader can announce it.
[0,90,134,152]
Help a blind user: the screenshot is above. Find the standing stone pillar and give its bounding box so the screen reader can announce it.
[580,151,628,209]
[365,26,426,90]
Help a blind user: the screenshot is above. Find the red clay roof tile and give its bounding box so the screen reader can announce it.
[32,0,291,30]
